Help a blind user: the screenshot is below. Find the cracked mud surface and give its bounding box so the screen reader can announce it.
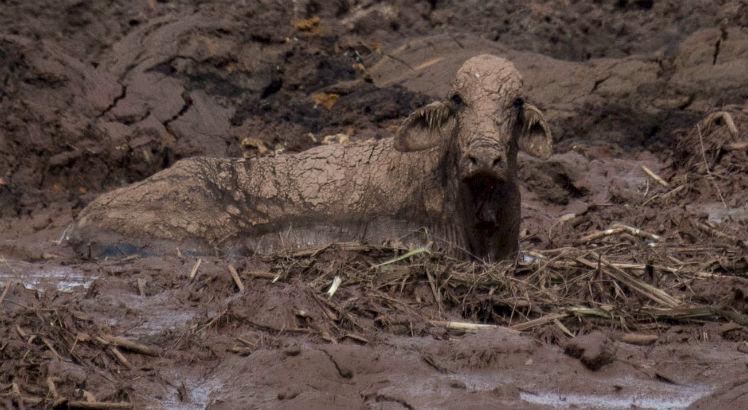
[2,1,748,409]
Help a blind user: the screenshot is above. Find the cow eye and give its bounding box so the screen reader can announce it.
[450,93,463,106]
[513,97,525,111]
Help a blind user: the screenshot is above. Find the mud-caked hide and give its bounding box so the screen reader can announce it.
[69,54,553,261]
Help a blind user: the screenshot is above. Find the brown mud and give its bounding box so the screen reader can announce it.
[2,1,748,409]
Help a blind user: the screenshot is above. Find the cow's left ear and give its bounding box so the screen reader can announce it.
[519,104,553,159]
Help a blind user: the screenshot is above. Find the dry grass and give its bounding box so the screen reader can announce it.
[252,221,747,335]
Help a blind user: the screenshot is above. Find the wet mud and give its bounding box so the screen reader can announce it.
[2,1,748,409]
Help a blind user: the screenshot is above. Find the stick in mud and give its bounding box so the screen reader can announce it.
[429,320,519,332]
[136,278,146,297]
[46,377,58,399]
[228,264,245,292]
[41,337,63,361]
[610,223,662,242]
[110,346,132,369]
[697,123,728,208]
[578,255,681,307]
[510,312,569,332]
[692,219,748,248]
[98,335,157,356]
[0,281,14,306]
[188,258,202,280]
[579,227,625,243]
[703,111,740,137]
[641,165,670,187]
[580,224,662,243]
[327,276,342,299]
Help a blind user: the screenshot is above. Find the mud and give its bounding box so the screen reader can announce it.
[2,1,748,409]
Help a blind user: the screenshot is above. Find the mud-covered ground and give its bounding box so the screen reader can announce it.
[2,1,748,409]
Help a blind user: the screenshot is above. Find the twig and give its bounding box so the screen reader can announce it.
[46,377,58,399]
[510,312,569,332]
[425,269,442,312]
[372,246,430,269]
[136,278,146,297]
[725,141,748,151]
[110,347,132,369]
[554,319,575,337]
[642,184,685,206]
[0,281,14,306]
[641,165,669,187]
[579,228,624,243]
[579,255,681,308]
[704,111,740,138]
[327,276,342,299]
[429,320,519,333]
[228,264,245,292]
[41,337,63,361]
[601,262,716,278]
[717,309,748,327]
[98,335,157,356]
[620,333,658,345]
[692,219,748,248]
[343,333,369,344]
[188,258,202,280]
[568,306,615,319]
[11,383,24,410]
[610,223,662,242]
[236,336,256,347]
[53,224,72,245]
[642,306,715,320]
[697,123,728,208]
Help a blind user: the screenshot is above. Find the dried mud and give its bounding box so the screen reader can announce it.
[2,1,748,409]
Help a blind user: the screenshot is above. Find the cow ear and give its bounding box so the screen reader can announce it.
[394,101,455,152]
[519,104,553,159]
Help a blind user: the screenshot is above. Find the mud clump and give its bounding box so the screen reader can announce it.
[564,331,617,371]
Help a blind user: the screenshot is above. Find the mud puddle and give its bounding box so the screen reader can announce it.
[0,260,95,292]
[158,375,224,410]
[519,377,711,410]
[388,365,711,410]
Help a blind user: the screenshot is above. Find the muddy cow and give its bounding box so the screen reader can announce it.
[69,55,552,260]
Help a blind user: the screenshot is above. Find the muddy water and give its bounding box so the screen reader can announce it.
[0,261,95,293]
[159,375,224,410]
[519,378,711,409]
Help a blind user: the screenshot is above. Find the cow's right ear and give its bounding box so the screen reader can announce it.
[394,101,455,152]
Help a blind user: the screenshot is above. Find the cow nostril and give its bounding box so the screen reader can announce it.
[468,155,478,165]
[492,157,503,167]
